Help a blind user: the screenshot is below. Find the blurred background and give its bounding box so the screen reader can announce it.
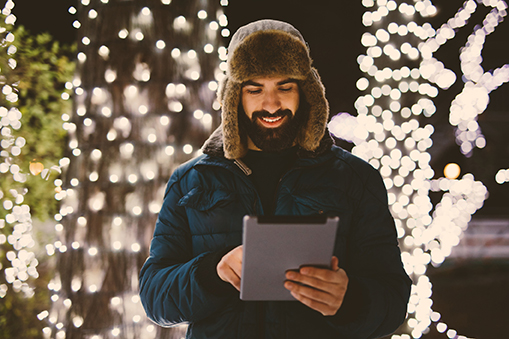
[1,0,508,338]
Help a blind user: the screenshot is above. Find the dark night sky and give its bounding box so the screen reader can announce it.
[10,0,364,114]
[9,0,77,42]
[8,0,509,215]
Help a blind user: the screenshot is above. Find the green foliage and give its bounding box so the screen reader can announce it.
[4,25,75,221]
[0,21,75,339]
[0,261,53,339]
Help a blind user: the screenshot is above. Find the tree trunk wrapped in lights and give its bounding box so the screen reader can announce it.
[46,1,226,338]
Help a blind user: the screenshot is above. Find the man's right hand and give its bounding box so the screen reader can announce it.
[216,245,243,291]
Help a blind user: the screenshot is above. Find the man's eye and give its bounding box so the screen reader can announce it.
[279,87,293,92]
[246,89,261,94]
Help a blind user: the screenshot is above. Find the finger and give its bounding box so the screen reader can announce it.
[289,290,337,316]
[229,273,241,291]
[221,266,241,291]
[233,245,243,260]
[285,271,331,293]
[299,266,342,283]
[224,247,243,276]
[284,280,337,305]
[229,258,243,277]
[331,256,339,271]
[217,257,242,290]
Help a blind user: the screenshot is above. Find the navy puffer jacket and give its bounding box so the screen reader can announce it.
[139,138,411,339]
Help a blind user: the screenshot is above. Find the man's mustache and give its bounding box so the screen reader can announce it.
[250,109,293,122]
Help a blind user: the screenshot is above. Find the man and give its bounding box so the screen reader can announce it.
[139,19,411,339]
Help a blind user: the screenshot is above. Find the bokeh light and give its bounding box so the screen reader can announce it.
[330,1,507,337]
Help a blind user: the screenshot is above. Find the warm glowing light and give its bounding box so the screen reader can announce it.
[443,163,461,179]
[171,48,181,58]
[183,144,193,154]
[193,109,204,119]
[118,29,129,39]
[329,1,503,337]
[165,146,175,156]
[495,168,509,184]
[27,1,230,337]
[204,43,214,53]
[198,10,207,19]
[156,40,166,49]
[209,21,219,31]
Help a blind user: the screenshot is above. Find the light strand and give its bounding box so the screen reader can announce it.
[43,1,228,338]
[329,0,509,337]
[1,0,38,300]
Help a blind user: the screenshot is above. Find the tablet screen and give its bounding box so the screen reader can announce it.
[240,215,339,301]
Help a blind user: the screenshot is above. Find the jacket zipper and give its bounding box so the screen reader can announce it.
[271,175,287,214]
[234,159,252,176]
[270,164,305,214]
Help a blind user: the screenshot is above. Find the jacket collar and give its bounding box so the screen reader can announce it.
[201,126,334,160]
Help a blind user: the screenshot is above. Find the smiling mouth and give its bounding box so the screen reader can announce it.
[257,115,287,128]
[262,116,283,123]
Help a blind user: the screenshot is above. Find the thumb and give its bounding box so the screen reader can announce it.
[331,256,339,271]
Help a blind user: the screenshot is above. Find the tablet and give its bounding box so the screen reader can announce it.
[240,215,339,301]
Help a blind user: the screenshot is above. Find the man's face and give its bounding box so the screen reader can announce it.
[239,76,304,152]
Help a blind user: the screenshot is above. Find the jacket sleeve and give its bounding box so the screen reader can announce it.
[327,160,412,338]
[139,167,237,327]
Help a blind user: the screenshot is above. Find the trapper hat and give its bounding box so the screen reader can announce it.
[216,19,330,159]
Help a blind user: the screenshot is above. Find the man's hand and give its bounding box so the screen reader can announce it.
[216,245,243,291]
[284,256,348,316]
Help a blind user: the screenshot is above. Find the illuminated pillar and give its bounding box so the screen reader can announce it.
[43,1,227,338]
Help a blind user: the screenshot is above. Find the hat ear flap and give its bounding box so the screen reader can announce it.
[220,79,247,159]
[296,68,329,151]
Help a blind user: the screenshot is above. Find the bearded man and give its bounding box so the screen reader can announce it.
[139,19,411,339]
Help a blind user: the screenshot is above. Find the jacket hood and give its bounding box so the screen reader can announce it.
[216,19,330,159]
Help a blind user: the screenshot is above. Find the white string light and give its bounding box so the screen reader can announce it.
[0,1,30,298]
[420,0,509,156]
[1,0,71,311]
[495,168,509,184]
[330,0,507,337]
[41,1,227,338]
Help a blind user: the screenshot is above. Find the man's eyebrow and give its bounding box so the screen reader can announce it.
[277,79,298,86]
[241,78,298,87]
[242,80,262,87]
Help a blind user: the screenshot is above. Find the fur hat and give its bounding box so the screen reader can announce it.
[216,19,330,159]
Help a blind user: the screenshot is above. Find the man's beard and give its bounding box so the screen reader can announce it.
[238,103,308,153]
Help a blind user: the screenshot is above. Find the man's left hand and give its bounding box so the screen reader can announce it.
[284,256,348,316]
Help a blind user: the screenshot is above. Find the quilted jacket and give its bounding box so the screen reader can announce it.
[139,132,412,339]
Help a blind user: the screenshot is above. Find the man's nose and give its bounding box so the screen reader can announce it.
[262,90,281,114]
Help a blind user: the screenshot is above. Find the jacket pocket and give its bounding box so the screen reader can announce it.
[177,186,243,244]
[177,186,235,211]
[291,186,344,216]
